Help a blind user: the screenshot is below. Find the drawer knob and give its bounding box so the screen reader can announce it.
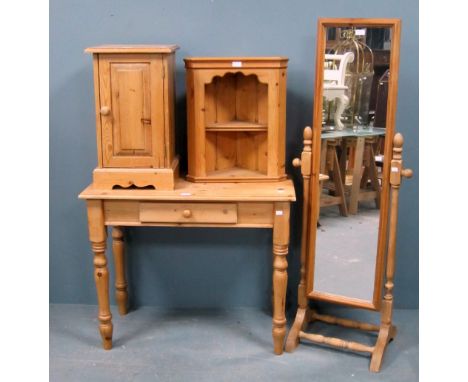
[100,106,110,116]
[292,158,301,167]
[182,209,192,218]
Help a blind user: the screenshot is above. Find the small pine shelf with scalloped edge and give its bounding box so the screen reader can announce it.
[185,57,288,182]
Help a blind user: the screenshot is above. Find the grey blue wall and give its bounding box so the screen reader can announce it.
[50,0,418,310]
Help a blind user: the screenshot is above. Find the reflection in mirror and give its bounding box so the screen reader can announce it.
[313,26,391,301]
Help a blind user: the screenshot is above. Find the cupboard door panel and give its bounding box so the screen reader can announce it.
[99,55,165,168]
[111,63,151,154]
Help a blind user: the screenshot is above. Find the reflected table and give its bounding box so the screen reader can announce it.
[321,127,386,214]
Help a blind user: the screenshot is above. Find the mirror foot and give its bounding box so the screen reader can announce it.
[369,324,397,372]
[289,306,397,373]
[285,307,311,352]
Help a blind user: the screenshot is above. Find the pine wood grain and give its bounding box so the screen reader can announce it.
[185,58,288,182]
[287,19,412,373]
[86,47,178,189]
[80,179,296,202]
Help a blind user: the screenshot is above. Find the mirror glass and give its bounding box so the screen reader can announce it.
[313,26,392,302]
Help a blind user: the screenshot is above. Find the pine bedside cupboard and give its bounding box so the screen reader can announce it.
[85,45,179,190]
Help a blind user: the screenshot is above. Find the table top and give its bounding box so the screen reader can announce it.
[321,127,386,139]
[79,179,296,202]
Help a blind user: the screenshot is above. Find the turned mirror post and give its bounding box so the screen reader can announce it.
[286,18,412,372]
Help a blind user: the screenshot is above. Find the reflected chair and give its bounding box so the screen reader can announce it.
[323,52,354,130]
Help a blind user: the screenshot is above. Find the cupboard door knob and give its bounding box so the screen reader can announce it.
[182,209,192,218]
[292,158,301,168]
[100,106,110,116]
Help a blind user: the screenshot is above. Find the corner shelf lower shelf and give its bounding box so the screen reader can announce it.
[205,121,268,132]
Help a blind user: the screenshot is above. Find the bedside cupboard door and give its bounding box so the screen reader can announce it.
[98,54,165,168]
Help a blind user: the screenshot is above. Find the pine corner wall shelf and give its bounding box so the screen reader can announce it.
[184,57,288,182]
[85,45,179,190]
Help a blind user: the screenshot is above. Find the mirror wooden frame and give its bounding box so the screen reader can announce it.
[311,18,401,310]
[285,18,413,372]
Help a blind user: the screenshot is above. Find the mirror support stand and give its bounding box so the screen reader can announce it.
[286,129,413,373]
[286,126,313,351]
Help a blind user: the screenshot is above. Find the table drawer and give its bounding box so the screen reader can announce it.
[139,202,238,224]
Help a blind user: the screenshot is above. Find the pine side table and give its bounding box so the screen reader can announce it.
[79,179,296,354]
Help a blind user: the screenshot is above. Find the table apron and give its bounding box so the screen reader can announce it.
[103,200,275,228]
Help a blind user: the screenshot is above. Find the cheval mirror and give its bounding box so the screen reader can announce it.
[285,18,412,372]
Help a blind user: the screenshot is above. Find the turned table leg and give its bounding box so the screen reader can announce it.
[87,200,113,350]
[112,226,128,315]
[272,202,290,355]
